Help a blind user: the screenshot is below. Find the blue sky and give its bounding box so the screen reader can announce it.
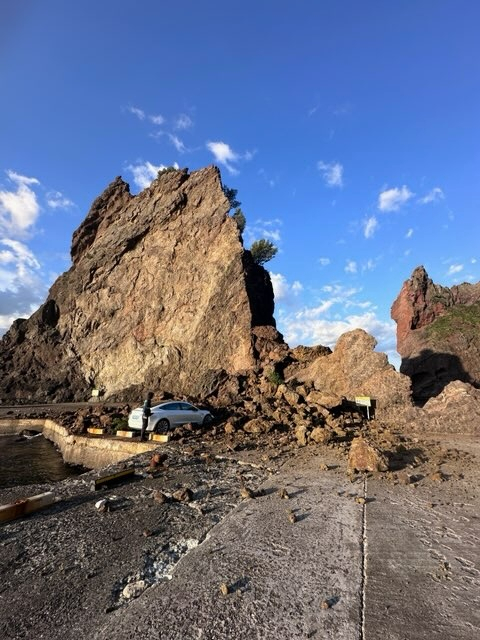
[1,1,479,367]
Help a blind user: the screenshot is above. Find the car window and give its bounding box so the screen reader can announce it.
[181,403,197,411]
[159,403,176,411]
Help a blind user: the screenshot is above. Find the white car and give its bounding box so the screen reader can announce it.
[128,401,213,433]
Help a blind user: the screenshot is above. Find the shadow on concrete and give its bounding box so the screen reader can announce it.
[401,349,475,404]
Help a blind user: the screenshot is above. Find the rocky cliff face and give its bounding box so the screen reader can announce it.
[391,266,480,400]
[0,166,278,402]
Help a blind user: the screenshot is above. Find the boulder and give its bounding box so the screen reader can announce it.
[421,381,480,435]
[293,329,412,420]
[348,436,389,473]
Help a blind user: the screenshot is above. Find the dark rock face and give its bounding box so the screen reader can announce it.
[391,266,480,401]
[0,166,279,403]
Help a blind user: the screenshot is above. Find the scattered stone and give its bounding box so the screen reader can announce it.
[348,436,389,473]
[287,510,297,524]
[243,418,272,434]
[278,487,289,500]
[219,582,229,596]
[224,422,236,434]
[295,424,308,447]
[320,599,331,610]
[152,490,169,504]
[431,471,446,482]
[319,463,329,471]
[240,485,255,500]
[122,580,146,600]
[173,487,194,502]
[355,496,366,505]
[142,529,152,537]
[310,427,331,445]
[95,498,110,513]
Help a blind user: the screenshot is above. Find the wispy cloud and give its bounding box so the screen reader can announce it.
[126,106,146,120]
[378,185,413,212]
[363,216,378,239]
[0,170,41,235]
[126,160,179,191]
[418,187,444,204]
[149,114,165,125]
[244,217,283,247]
[317,161,344,187]
[405,228,414,239]
[174,114,193,130]
[345,260,357,274]
[46,191,74,209]
[318,257,330,266]
[168,134,187,153]
[447,263,463,276]
[206,141,244,175]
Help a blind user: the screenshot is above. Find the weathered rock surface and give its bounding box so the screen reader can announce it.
[0,167,278,403]
[391,265,480,400]
[289,329,412,420]
[421,381,480,434]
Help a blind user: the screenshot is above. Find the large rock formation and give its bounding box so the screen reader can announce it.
[288,329,412,420]
[0,166,279,403]
[391,266,480,401]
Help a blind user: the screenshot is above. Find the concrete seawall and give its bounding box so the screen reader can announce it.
[0,419,156,469]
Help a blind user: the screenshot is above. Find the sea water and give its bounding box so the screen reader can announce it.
[0,433,85,488]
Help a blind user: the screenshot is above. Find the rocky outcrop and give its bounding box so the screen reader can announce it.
[421,381,480,435]
[0,166,279,402]
[288,329,412,420]
[391,266,480,400]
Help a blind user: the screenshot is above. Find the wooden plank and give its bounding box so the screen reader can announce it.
[149,433,170,443]
[0,492,55,524]
[94,468,135,490]
[87,427,105,435]
[115,430,136,438]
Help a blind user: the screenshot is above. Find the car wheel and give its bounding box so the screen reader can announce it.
[155,418,170,433]
[202,414,213,426]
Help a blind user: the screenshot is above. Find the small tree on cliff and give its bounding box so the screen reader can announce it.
[232,207,246,233]
[250,239,278,265]
[222,185,241,210]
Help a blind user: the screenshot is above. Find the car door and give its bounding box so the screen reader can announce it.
[179,402,200,424]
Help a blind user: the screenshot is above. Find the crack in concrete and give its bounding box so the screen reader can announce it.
[360,476,367,640]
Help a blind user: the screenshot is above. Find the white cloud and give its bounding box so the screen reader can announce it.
[362,259,377,272]
[206,141,240,175]
[127,106,146,120]
[46,191,74,209]
[318,257,330,266]
[317,161,343,187]
[471,258,477,264]
[378,185,413,212]
[168,134,187,153]
[149,114,165,125]
[279,306,396,357]
[126,160,179,191]
[174,114,193,130]
[405,228,414,239]
[447,263,463,275]
[270,272,303,303]
[363,216,378,239]
[0,238,46,334]
[419,187,444,204]
[345,260,357,274]
[0,170,41,234]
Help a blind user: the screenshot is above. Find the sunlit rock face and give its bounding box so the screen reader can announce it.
[0,166,277,402]
[290,329,412,420]
[391,266,480,401]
